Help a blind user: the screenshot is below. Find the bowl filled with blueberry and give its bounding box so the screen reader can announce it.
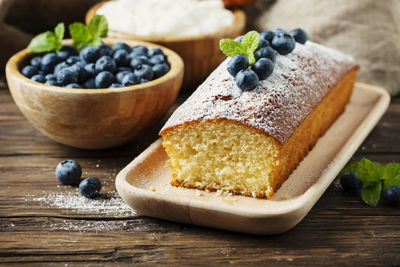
[5,37,184,149]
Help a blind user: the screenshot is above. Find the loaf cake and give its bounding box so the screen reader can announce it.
[160,40,359,198]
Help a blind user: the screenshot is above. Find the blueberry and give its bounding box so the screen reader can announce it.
[254,46,276,63]
[98,43,113,57]
[113,49,130,67]
[152,63,170,79]
[57,50,70,61]
[148,47,164,57]
[340,172,363,192]
[235,69,259,91]
[61,45,78,56]
[95,56,117,73]
[116,70,131,84]
[122,73,140,86]
[227,54,248,77]
[31,74,46,83]
[260,30,275,42]
[140,78,149,84]
[109,83,123,88]
[132,45,149,56]
[79,177,101,198]
[290,28,308,44]
[257,39,270,50]
[112,42,132,53]
[83,78,96,89]
[80,46,100,63]
[54,62,69,74]
[71,63,88,83]
[66,56,81,65]
[384,185,400,207]
[84,63,97,77]
[30,57,42,67]
[234,35,243,43]
[252,58,274,80]
[273,27,286,34]
[134,65,154,80]
[116,67,131,72]
[95,71,114,88]
[56,67,79,85]
[271,32,296,55]
[65,83,81,88]
[45,74,56,81]
[149,54,165,65]
[45,80,59,86]
[40,53,59,73]
[130,57,151,69]
[22,65,38,78]
[55,159,82,185]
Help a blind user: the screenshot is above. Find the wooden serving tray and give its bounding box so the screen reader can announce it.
[116,83,390,234]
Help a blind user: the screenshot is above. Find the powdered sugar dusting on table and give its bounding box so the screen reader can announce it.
[161,41,357,144]
[29,191,137,216]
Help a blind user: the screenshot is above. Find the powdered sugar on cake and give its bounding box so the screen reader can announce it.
[161,41,357,144]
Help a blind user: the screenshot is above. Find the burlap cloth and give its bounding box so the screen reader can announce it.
[248,0,400,96]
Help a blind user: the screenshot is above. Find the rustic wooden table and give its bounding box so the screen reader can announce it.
[1,85,399,266]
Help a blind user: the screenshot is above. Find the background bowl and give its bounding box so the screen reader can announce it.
[86,1,245,90]
[5,38,184,149]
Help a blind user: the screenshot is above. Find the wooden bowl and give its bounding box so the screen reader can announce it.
[86,1,246,90]
[5,39,184,149]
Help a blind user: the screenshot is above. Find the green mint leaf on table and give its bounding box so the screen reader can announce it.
[28,23,65,53]
[69,15,108,51]
[219,30,260,66]
[384,175,400,190]
[341,158,400,207]
[361,182,381,207]
[357,158,382,186]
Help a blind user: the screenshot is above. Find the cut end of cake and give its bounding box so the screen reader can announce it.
[161,120,281,198]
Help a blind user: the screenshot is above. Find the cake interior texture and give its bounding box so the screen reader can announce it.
[161,68,358,198]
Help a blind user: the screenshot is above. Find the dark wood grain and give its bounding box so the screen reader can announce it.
[1,87,400,266]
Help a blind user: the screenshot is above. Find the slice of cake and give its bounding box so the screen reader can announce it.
[160,31,358,198]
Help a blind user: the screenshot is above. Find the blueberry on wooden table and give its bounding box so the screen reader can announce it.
[113,49,130,67]
[55,160,82,185]
[22,65,38,78]
[384,186,400,207]
[56,67,79,85]
[340,172,363,192]
[152,63,170,79]
[79,177,101,198]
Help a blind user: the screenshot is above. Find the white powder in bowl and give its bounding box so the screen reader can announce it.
[96,0,234,36]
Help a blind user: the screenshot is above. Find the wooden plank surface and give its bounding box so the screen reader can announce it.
[1,87,400,266]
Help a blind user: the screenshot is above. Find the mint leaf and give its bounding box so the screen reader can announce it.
[28,31,59,53]
[341,161,359,175]
[357,158,382,186]
[54,23,65,51]
[88,15,108,38]
[241,30,260,65]
[219,39,246,58]
[87,35,102,48]
[69,22,92,49]
[382,163,400,179]
[361,182,381,207]
[383,175,400,190]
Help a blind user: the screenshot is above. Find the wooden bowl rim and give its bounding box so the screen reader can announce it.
[86,1,246,42]
[6,38,184,95]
